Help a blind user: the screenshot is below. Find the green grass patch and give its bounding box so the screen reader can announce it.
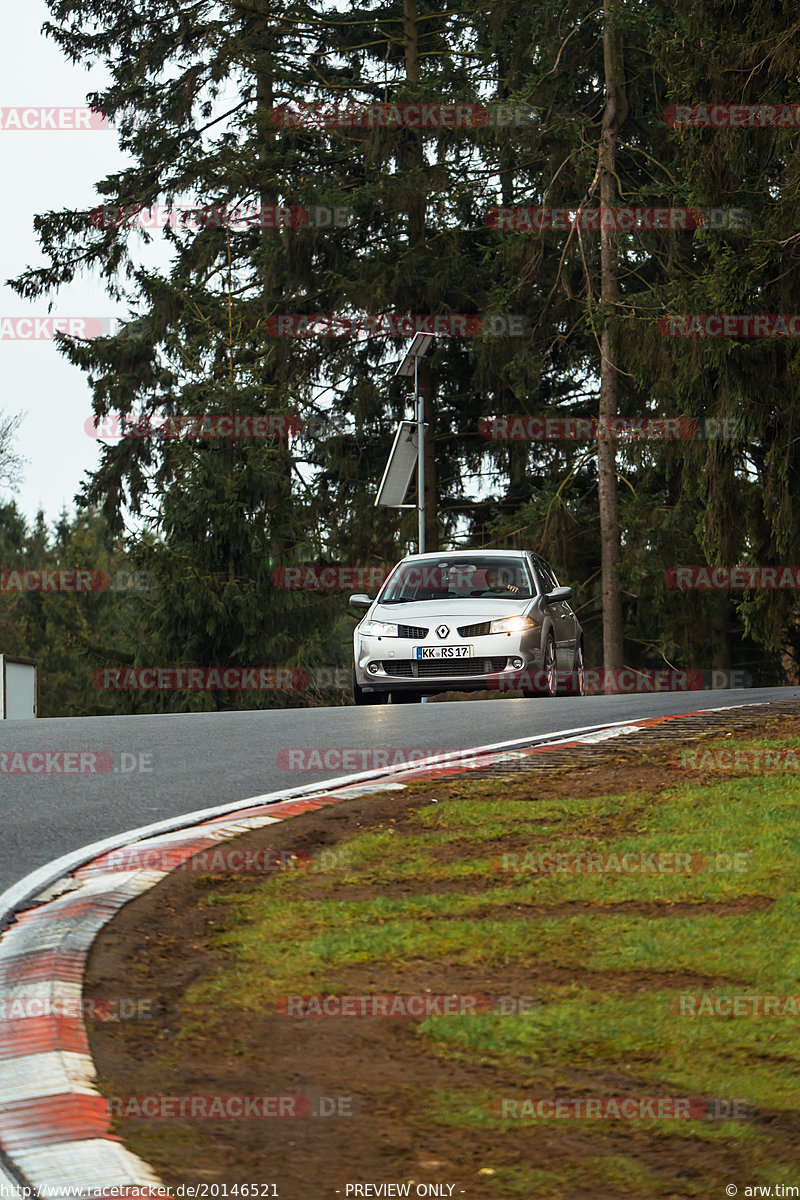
[176,749,800,1198]
[419,991,800,1107]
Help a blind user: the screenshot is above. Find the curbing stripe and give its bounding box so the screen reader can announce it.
[0,1095,113,1151]
[0,1017,90,1062]
[0,1052,99,1104]
[13,1139,163,1189]
[0,952,86,986]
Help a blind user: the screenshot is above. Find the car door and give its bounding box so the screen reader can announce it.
[532,556,577,668]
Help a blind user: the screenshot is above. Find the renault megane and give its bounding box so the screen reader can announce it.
[350,549,585,704]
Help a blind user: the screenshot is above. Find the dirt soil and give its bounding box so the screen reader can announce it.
[84,703,800,1200]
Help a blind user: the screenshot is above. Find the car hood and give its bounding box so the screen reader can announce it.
[368,598,534,622]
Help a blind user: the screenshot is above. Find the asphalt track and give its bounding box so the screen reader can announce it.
[1,686,798,897]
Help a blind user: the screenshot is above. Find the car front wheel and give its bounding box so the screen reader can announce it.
[561,641,586,696]
[542,634,558,696]
[522,633,558,697]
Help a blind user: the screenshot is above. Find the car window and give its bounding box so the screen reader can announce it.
[378,558,533,602]
[533,557,559,593]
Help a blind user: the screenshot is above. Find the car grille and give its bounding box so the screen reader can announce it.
[382,657,508,678]
[397,623,428,640]
[457,621,492,637]
[383,661,416,677]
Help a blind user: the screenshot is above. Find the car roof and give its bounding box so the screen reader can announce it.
[399,549,531,562]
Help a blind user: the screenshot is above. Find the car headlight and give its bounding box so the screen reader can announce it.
[360,619,399,637]
[489,615,535,634]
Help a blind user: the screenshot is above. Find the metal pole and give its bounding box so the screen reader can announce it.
[416,355,425,553]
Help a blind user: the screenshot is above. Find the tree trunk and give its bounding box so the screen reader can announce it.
[254,10,292,566]
[598,0,627,683]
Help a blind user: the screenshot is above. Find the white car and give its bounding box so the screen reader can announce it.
[350,549,585,704]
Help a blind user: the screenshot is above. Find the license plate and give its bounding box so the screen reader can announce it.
[415,645,474,660]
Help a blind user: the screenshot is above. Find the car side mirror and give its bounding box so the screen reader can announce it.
[544,586,572,603]
[349,593,373,610]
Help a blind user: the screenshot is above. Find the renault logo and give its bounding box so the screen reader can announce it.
[436,624,450,639]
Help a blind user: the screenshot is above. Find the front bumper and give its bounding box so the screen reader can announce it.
[354,633,540,693]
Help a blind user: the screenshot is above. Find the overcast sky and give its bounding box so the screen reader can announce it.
[0,1,131,526]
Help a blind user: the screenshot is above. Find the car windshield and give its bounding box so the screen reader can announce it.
[379,558,534,602]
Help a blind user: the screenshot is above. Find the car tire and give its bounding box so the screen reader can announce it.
[522,633,558,697]
[352,667,387,705]
[561,641,586,697]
